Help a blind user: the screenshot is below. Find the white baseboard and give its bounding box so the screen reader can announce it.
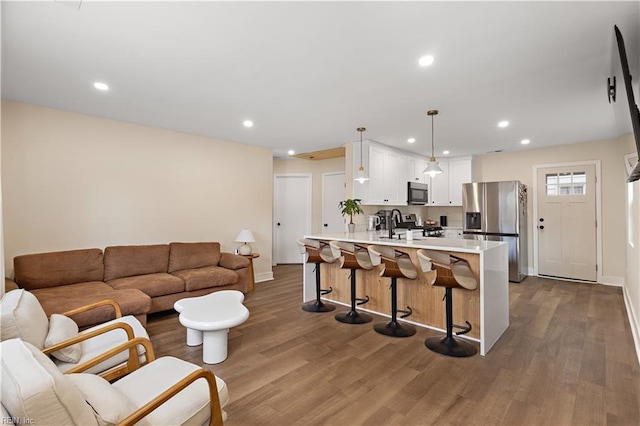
[601,276,625,287]
[255,272,274,283]
[622,285,640,367]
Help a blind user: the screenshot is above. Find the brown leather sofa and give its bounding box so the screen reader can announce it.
[5,242,250,327]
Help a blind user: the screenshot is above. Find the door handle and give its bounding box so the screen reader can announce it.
[323,224,328,227]
[277,222,281,226]
[538,225,544,230]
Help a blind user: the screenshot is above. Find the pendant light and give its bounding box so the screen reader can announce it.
[354,127,369,184]
[423,109,444,177]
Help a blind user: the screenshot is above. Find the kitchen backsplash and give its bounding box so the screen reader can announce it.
[359,205,463,227]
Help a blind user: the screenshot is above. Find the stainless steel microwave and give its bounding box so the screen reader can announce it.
[407,182,429,205]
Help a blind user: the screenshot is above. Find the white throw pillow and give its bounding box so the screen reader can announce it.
[66,373,149,426]
[45,314,82,363]
[0,289,49,348]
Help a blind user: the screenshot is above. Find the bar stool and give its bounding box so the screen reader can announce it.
[329,241,373,324]
[367,245,417,338]
[417,249,478,357]
[297,238,337,313]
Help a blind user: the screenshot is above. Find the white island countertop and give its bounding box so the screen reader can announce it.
[304,232,505,254]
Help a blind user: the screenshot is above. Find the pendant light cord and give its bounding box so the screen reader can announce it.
[431,114,435,159]
[357,127,366,167]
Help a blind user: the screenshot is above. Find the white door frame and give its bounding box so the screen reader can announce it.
[322,171,346,233]
[532,160,602,283]
[273,173,312,265]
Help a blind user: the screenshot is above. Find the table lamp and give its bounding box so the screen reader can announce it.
[235,228,255,255]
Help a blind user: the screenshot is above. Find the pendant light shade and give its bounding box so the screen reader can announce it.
[354,127,369,184]
[423,110,444,178]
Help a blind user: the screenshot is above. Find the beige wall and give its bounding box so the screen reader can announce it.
[475,135,634,282]
[273,157,345,233]
[1,101,274,281]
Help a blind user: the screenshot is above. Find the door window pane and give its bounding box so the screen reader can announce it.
[546,172,587,196]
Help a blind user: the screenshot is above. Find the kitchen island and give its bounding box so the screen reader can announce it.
[302,232,509,355]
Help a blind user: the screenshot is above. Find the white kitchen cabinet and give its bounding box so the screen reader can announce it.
[384,150,407,205]
[407,156,427,184]
[448,159,473,205]
[429,161,450,205]
[352,141,408,206]
[429,157,473,206]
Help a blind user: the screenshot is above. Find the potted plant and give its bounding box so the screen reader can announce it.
[339,198,364,233]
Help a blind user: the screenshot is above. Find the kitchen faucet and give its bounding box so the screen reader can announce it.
[391,209,402,227]
[388,209,402,239]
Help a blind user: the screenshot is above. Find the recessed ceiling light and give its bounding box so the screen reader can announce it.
[498,120,509,128]
[407,138,416,143]
[418,55,435,67]
[521,139,530,145]
[442,150,450,155]
[243,120,254,128]
[93,82,109,91]
[287,150,295,155]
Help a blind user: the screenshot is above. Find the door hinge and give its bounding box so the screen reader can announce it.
[596,264,598,271]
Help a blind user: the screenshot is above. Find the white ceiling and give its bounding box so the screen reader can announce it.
[2,1,639,159]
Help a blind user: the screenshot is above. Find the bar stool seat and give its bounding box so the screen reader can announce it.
[368,245,417,338]
[329,241,373,324]
[298,239,338,313]
[417,249,478,357]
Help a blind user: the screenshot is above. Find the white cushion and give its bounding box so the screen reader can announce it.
[67,373,151,426]
[55,315,149,374]
[0,339,98,426]
[0,289,49,349]
[113,357,229,425]
[45,314,82,363]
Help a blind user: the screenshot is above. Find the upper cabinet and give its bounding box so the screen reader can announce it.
[353,142,407,206]
[353,142,472,207]
[428,157,473,206]
[407,156,427,184]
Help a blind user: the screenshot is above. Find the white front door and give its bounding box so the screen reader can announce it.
[274,174,311,264]
[537,164,597,281]
[322,172,346,233]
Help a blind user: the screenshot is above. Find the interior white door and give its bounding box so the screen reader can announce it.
[274,174,311,264]
[322,172,346,233]
[537,164,597,281]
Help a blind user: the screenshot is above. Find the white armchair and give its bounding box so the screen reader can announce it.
[1,338,228,425]
[1,289,150,381]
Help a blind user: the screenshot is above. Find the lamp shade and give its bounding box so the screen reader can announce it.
[235,229,255,243]
[424,160,444,178]
[354,166,369,184]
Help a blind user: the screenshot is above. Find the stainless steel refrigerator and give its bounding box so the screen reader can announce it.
[462,181,528,282]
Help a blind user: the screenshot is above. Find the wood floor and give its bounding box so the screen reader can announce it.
[146,265,640,426]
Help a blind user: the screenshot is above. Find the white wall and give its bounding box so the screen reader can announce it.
[625,166,640,364]
[273,157,345,233]
[2,101,274,280]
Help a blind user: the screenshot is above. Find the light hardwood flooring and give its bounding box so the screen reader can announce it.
[146,265,640,425]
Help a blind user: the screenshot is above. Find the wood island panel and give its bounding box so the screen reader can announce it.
[320,246,481,339]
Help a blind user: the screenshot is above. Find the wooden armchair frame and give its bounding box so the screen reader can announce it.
[55,335,223,426]
[117,365,224,426]
[60,298,123,319]
[42,322,149,381]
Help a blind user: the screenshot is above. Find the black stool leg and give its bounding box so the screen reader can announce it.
[425,288,477,357]
[374,277,416,337]
[335,269,372,324]
[302,263,336,313]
